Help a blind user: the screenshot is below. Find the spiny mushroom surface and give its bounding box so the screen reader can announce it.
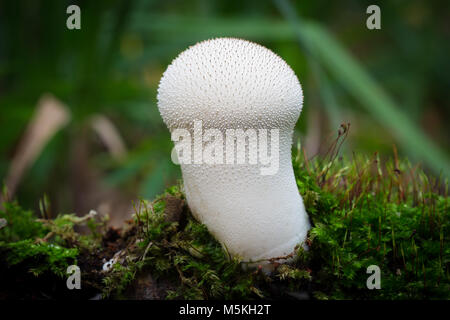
[157,38,310,265]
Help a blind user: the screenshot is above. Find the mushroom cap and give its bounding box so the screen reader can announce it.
[157,38,303,130]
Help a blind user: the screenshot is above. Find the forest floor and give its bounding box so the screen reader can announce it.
[1,135,449,300]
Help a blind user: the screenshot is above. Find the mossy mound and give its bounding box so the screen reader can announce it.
[1,145,448,300]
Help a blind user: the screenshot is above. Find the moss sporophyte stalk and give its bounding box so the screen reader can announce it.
[0,140,448,299]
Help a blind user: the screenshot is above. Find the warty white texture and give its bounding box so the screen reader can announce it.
[157,38,310,264]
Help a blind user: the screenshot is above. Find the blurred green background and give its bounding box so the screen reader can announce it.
[0,0,449,223]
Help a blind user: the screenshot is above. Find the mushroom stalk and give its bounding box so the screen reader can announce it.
[157,38,310,266]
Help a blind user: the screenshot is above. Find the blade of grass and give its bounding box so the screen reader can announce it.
[274,0,449,176]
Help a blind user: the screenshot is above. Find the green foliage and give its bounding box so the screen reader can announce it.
[275,0,450,176]
[0,201,77,277]
[0,202,102,279]
[0,201,47,242]
[39,211,104,250]
[102,260,146,298]
[1,240,78,277]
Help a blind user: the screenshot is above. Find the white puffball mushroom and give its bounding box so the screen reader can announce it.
[157,38,310,266]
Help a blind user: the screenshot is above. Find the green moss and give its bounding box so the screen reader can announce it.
[0,201,101,280]
[0,201,47,242]
[2,240,78,277]
[292,146,449,299]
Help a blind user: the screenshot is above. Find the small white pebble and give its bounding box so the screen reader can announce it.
[102,259,115,272]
